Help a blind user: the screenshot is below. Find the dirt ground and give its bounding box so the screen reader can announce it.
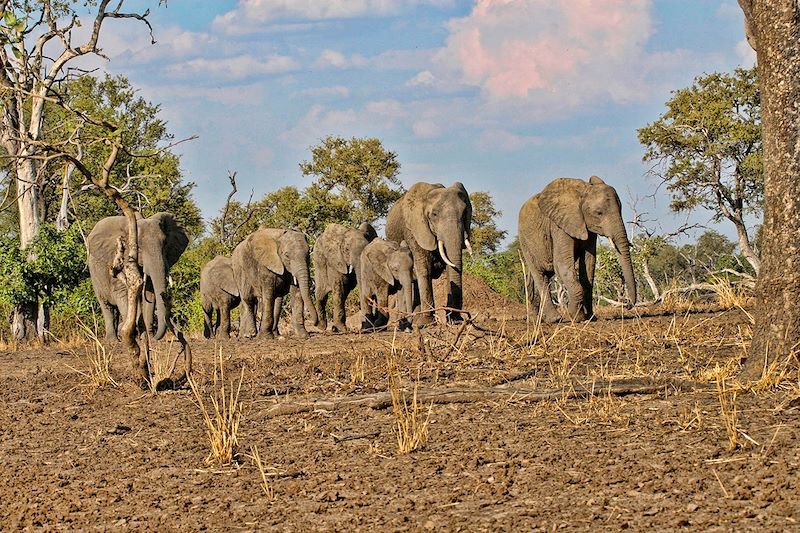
[1,293,799,530]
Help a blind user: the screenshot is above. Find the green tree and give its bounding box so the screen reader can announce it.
[468,191,507,255]
[299,136,404,226]
[638,66,762,275]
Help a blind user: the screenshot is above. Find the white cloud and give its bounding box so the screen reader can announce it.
[412,0,709,120]
[300,86,351,98]
[477,129,543,151]
[735,39,756,65]
[166,54,299,80]
[213,0,455,33]
[314,49,368,69]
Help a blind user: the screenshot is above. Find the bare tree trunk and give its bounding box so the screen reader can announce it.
[12,157,43,340]
[733,216,761,276]
[641,260,661,301]
[738,0,800,381]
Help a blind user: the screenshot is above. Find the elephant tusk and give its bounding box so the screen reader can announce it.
[347,264,353,275]
[293,275,298,286]
[438,240,458,268]
[465,238,473,257]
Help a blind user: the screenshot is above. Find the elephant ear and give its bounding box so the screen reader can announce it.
[359,222,378,242]
[154,212,190,268]
[538,179,589,241]
[219,258,239,296]
[407,182,440,251]
[251,231,284,275]
[366,244,395,285]
[451,182,473,238]
[589,175,606,185]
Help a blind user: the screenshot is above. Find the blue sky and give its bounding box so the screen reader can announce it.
[96,0,754,245]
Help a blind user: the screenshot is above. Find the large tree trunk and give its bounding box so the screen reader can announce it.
[738,0,800,381]
[12,157,43,341]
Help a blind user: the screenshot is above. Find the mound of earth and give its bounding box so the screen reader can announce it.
[433,272,527,322]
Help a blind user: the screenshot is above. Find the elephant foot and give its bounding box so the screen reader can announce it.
[295,329,310,340]
[317,319,329,332]
[397,318,413,332]
[331,322,348,333]
[445,311,464,324]
[259,331,274,340]
[413,312,435,328]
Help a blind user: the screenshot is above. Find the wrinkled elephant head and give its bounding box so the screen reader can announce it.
[319,222,377,275]
[364,239,415,314]
[408,182,473,272]
[538,176,637,306]
[252,228,318,325]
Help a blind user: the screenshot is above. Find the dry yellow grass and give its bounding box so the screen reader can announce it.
[247,445,276,501]
[386,341,432,455]
[188,347,245,465]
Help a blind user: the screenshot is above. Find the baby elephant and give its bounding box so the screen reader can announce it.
[200,256,240,338]
[359,239,414,331]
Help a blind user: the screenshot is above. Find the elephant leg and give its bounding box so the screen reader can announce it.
[553,232,585,322]
[376,285,390,329]
[290,286,309,339]
[445,266,463,324]
[202,301,214,339]
[220,303,232,339]
[100,302,118,343]
[331,275,347,333]
[579,235,598,320]
[315,277,329,332]
[240,291,258,339]
[530,269,562,323]
[259,284,276,339]
[272,296,283,336]
[414,253,435,326]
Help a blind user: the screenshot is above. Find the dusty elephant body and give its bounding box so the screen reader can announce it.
[386,182,472,326]
[200,256,240,339]
[87,212,189,343]
[231,228,318,339]
[359,238,414,331]
[313,222,377,332]
[518,176,636,323]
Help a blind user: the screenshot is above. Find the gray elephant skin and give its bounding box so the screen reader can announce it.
[231,228,318,339]
[200,255,240,339]
[359,238,414,330]
[313,222,377,332]
[518,176,636,323]
[87,212,189,342]
[386,182,472,325]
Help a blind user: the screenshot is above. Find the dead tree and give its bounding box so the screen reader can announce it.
[0,0,156,340]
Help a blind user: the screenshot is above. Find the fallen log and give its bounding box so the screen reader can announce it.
[261,377,713,418]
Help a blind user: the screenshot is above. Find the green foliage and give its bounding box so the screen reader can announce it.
[0,224,87,307]
[465,238,525,302]
[169,243,209,332]
[638,67,762,222]
[299,136,404,226]
[469,191,507,255]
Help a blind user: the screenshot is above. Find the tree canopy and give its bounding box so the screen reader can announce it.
[638,66,762,274]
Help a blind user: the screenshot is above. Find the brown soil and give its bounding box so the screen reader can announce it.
[2,301,799,531]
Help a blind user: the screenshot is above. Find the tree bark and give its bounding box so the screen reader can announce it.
[738,0,800,381]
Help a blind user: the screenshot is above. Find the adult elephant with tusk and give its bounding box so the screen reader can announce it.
[518,176,636,323]
[386,181,472,326]
[87,212,189,343]
[231,228,318,339]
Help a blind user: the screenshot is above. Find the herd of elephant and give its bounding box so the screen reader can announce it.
[85,177,636,343]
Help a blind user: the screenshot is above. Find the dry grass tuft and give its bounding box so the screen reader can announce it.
[64,321,117,389]
[350,352,366,386]
[188,347,245,465]
[387,341,432,455]
[247,445,276,501]
[716,379,744,451]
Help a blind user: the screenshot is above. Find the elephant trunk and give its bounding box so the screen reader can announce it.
[148,256,170,341]
[610,229,637,309]
[400,271,414,316]
[294,261,318,326]
[442,230,464,312]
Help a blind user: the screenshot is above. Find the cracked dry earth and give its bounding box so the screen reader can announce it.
[1,308,799,531]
